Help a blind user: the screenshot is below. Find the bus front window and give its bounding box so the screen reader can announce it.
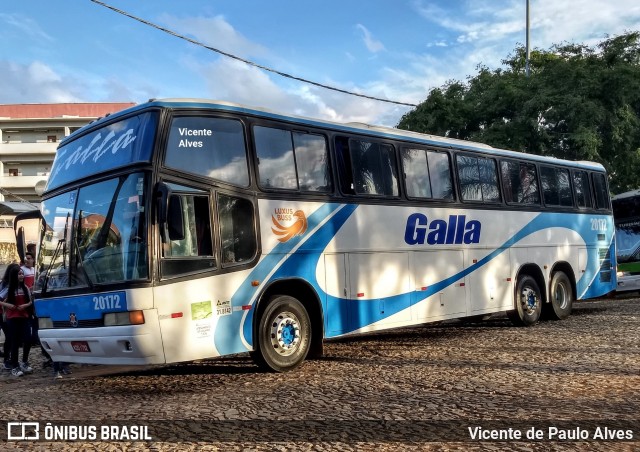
[38,173,148,291]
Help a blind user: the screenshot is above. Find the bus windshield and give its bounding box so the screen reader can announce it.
[616,222,640,262]
[37,172,148,291]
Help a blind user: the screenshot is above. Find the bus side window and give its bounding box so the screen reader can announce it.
[253,126,332,192]
[541,166,573,207]
[457,154,500,202]
[217,194,257,266]
[592,172,610,210]
[335,137,355,195]
[161,191,216,278]
[345,138,399,197]
[165,195,213,258]
[402,148,454,200]
[500,160,540,205]
[573,170,593,208]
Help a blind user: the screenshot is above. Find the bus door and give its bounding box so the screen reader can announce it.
[153,183,219,363]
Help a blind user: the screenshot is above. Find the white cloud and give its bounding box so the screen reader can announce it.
[189,57,407,127]
[4,1,640,131]
[402,0,640,118]
[0,13,53,43]
[158,13,271,60]
[427,41,449,48]
[356,24,386,53]
[414,0,640,51]
[0,60,83,103]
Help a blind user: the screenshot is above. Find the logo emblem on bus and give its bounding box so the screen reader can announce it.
[271,208,308,243]
[69,312,78,328]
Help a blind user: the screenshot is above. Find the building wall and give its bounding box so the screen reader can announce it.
[0,102,135,203]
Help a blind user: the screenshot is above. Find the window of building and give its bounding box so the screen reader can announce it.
[47,135,57,143]
[8,168,20,176]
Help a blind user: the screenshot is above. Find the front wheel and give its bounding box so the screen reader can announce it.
[543,271,574,320]
[252,295,311,372]
[508,275,542,326]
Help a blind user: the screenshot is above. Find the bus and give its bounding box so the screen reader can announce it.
[14,98,616,372]
[612,189,640,293]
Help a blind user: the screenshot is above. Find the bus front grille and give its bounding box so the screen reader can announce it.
[52,319,104,328]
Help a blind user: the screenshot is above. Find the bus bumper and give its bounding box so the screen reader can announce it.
[38,309,165,365]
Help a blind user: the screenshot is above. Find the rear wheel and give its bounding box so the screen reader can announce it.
[508,275,542,326]
[252,295,311,372]
[543,271,573,320]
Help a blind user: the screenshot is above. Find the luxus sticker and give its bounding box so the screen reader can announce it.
[271,208,308,242]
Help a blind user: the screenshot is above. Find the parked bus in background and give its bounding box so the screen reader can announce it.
[14,99,616,372]
[612,189,640,293]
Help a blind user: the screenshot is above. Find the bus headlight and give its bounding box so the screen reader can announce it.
[104,310,145,326]
[38,317,53,329]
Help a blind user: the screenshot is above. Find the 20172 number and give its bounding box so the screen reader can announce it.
[590,218,607,231]
[93,294,121,310]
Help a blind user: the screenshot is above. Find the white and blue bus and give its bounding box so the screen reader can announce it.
[15,99,616,372]
[612,189,640,293]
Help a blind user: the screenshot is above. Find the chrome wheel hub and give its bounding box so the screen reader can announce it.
[270,311,301,356]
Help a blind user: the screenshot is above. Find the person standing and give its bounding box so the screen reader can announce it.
[0,266,34,376]
[21,252,36,289]
[0,263,20,371]
[21,252,39,348]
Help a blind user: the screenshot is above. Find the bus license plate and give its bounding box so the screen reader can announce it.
[71,341,91,353]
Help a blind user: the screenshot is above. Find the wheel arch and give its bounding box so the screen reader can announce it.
[254,278,324,359]
[514,263,547,305]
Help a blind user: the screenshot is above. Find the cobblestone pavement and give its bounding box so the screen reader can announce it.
[1,295,639,451]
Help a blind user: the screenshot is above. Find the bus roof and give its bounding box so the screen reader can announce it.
[65,98,606,172]
[612,189,640,201]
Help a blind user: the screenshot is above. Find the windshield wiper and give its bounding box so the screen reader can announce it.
[73,210,95,290]
[94,177,126,251]
[42,213,69,294]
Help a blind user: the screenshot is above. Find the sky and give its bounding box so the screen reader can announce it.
[1,1,640,127]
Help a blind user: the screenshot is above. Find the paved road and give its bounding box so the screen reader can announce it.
[1,295,639,451]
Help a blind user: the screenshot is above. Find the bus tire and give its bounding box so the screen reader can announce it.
[252,295,311,372]
[508,275,542,326]
[543,271,573,320]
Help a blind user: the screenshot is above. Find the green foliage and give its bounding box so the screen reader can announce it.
[397,32,640,194]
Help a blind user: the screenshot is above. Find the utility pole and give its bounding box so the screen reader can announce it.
[525,0,531,77]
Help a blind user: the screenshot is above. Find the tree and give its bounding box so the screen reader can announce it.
[397,32,640,194]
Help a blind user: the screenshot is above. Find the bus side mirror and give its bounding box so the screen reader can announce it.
[155,182,185,243]
[16,227,26,262]
[14,209,43,263]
